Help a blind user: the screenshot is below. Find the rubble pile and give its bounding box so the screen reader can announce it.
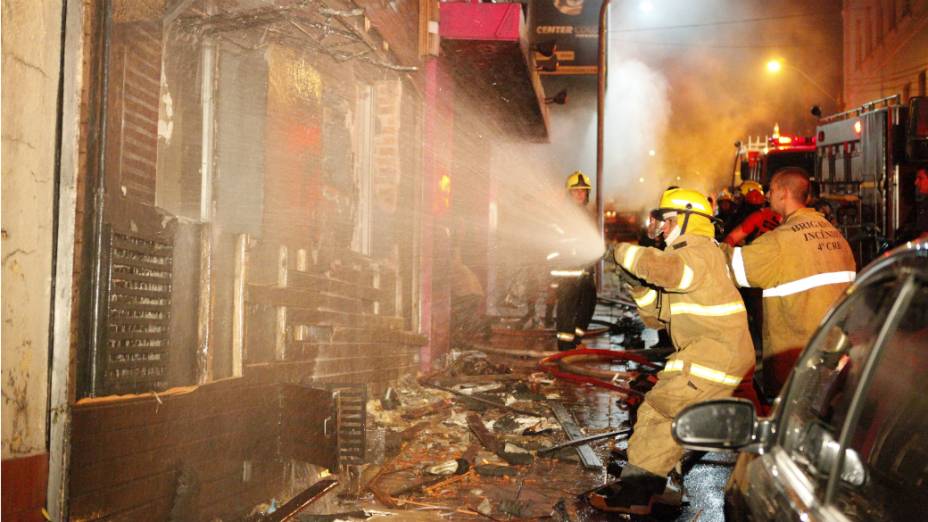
[290,348,646,521]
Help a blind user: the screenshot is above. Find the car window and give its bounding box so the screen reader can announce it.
[778,277,902,496]
[830,279,928,521]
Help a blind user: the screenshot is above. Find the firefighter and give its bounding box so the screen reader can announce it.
[554,171,598,350]
[588,188,755,515]
[724,185,781,247]
[715,188,737,239]
[725,167,856,397]
[451,244,489,348]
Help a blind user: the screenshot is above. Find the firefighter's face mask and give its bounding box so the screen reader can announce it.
[646,210,663,240]
[648,210,678,242]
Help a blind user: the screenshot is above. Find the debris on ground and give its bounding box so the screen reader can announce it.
[281,307,693,521]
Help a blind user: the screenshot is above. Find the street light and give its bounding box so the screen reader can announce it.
[765,58,838,105]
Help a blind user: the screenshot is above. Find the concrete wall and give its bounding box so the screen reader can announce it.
[2,1,62,519]
[843,0,928,107]
[1,0,62,459]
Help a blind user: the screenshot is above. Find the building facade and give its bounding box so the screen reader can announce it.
[2,0,550,520]
[843,0,928,107]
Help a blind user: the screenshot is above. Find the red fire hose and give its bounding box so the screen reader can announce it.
[538,347,662,405]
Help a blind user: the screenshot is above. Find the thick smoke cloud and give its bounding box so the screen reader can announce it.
[533,0,842,206]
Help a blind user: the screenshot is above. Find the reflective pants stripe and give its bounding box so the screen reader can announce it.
[663,360,741,386]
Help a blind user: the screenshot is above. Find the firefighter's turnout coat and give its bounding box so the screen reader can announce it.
[726,207,856,394]
[614,234,755,477]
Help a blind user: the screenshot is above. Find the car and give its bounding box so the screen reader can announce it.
[671,239,928,521]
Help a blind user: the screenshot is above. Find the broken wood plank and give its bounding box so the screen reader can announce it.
[466,413,532,466]
[537,428,630,455]
[548,402,602,470]
[423,469,475,495]
[400,399,452,420]
[265,478,338,522]
[388,474,447,497]
[425,382,544,417]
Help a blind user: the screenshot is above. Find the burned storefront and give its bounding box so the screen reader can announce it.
[36,0,553,520]
[66,1,427,519]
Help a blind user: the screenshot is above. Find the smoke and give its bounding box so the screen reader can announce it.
[489,145,604,269]
[602,59,671,210]
[605,0,843,195]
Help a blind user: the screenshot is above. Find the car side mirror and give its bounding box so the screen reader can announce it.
[672,398,756,451]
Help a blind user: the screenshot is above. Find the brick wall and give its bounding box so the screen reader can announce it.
[69,371,305,521]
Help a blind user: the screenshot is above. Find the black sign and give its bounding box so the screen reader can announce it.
[528,0,604,75]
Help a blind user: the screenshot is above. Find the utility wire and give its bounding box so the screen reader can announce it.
[607,12,832,33]
[610,39,807,49]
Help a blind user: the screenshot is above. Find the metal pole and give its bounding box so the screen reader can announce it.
[595,0,610,290]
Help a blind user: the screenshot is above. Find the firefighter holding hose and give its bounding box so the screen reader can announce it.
[552,171,598,351]
[588,188,756,515]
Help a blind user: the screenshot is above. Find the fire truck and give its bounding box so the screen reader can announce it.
[814,95,928,266]
[731,124,817,189]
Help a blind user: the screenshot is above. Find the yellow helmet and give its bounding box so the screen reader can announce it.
[656,188,715,238]
[566,170,592,191]
[738,180,763,197]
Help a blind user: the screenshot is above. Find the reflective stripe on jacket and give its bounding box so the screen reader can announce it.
[726,207,856,359]
[615,235,755,386]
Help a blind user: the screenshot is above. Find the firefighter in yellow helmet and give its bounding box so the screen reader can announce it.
[738,180,763,198]
[553,170,597,350]
[588,188,756,515]
[566,170,592,204]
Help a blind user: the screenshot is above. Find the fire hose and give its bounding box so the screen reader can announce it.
[538,347,662,407]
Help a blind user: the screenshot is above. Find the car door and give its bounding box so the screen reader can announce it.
[826,269,928,521]
[733,265,909,521]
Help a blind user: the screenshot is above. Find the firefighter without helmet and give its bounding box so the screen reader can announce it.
[566,171,592,191]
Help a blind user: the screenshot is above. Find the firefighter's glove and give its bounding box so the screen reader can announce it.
[602,245,616,265]
[616,265,644,289]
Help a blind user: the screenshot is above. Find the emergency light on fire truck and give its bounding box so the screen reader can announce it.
[731,124,817,189]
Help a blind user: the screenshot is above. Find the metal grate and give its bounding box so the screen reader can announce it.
[334,385,367,468]
[102,229,173,394]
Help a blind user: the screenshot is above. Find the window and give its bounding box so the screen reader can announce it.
[353,85,375,255]
[865,8,873,56]
[856,20,863,70]
[876,1,884,45]
[777,277,902,494]
[831,277,928,521]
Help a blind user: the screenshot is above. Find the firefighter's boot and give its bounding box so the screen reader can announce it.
[556,333,576,351]
[586,464,667,515]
